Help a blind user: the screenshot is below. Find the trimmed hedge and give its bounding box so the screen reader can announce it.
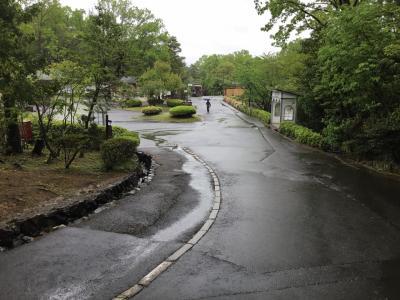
[166,99,184,107]
[112,126,140,147]
[169,105,196,118]
[224,97,321,149]
[125,99,142,107]
[224,97,271,125]
[100,137,138,170]
[280,122,323,148]
[112,126,139,139]
[142,106,163,115]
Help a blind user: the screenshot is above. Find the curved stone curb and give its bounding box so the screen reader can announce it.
[113,147,222,300]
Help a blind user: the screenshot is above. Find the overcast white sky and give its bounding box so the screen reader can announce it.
[60,0,278,65]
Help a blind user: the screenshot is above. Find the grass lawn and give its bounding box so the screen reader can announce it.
[123,106,169,113]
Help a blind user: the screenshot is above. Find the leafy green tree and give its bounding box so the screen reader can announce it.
[316,2,400,160]
[254,0,361,46]
[256,0,400,164]
[140,61,183,99]
[28,70,63,159]
[80,0,124,128]
[80,0,185,126]
[166,36,186,76]
[192,54,235,94]
[20,0,81,67]
[0,0,36,153]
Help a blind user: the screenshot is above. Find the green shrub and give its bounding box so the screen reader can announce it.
[100,137,138,170]
[321,123,343,152]
[251,108,271,125]
[56,133,89,169]
[280,122,323,148]
[125,99,142,107]
[112,126,138,139]
[224,97,271,125]
[31,119,140,154]
[166,99,184,107]
[112,126,140,147]
[142,106,163,115]
[169,106,196,118]
[87,123,106,150]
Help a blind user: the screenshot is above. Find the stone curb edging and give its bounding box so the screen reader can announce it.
[113,147,222,300]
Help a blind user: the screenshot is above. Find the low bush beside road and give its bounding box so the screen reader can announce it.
[124,99,142,107]
[166,99,184,107]
[112,126,140,145]
[279,122,323,148]
[224,97,271,125]
[101,137,139,170]
[224,97,322,149]
[142,106,163,115]
[169,105,196,118]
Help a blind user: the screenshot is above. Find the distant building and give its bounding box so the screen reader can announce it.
[271,89,298,128]
[188,83,203,97]
[224,87,245,97]
[120,76,137,88]
[35,70,52,81]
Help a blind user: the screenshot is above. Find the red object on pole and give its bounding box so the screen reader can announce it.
[19,121,33,143]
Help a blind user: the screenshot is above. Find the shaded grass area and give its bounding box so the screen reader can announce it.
[0,150,137,174]
[0,149,137,224]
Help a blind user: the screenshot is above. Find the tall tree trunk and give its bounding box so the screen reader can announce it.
[34,104,57,160]
[85,87,100,129]
[3,94,22,154]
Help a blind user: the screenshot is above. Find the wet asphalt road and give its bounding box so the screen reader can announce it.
[115,97,400,299]
[0,147,213,299]
[1,96,400,299]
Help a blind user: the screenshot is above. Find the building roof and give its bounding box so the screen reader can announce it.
[120,76,137,84]
[225,86,245,90]
[272,89,300,96]
[36,71,52,81]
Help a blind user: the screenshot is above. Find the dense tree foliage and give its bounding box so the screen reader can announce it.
[0,0,35,153]
[256,0,400,164]
[140,60,183,100]
[191,46,304,109]
[0,0,185,157]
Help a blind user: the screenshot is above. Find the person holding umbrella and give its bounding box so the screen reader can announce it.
[206,98,211,113]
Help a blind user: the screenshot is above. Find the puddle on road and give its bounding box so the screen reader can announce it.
[141,130,183,147]
[151,148,213,241]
